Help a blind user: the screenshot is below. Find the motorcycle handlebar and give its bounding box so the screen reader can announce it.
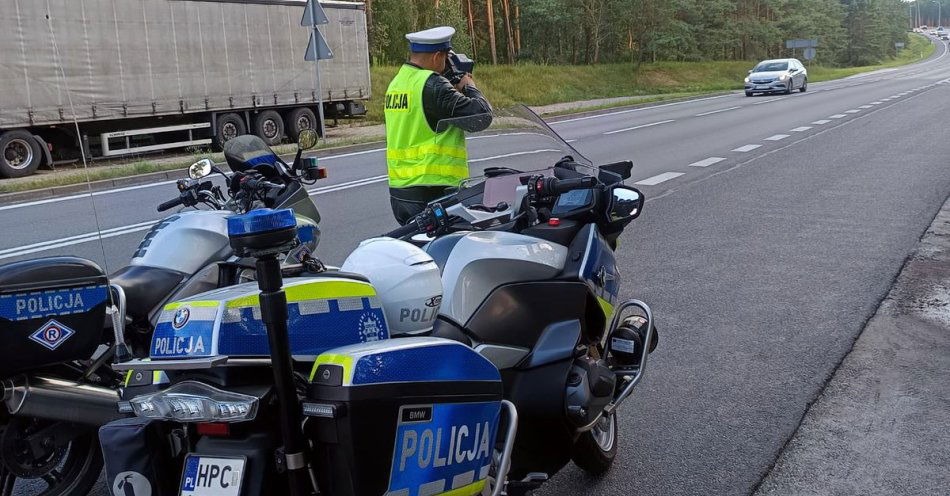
[531,176,598,196]
[242,176,284,192]
[384,221,422,239]
[157,196,185,212]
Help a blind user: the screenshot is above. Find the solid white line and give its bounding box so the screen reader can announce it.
[469,149,561,163]
[811,120,831,125]
[695,106,741,117]
[845,109,861,113]
[551,94,732,124]
[829,114,847,119]
[789,126,812,132]
[0,222,156,260]
[764,134,789,141]
[689,157,726,168]
[0,220,157,257]
[635,172,684,186]
[733,144,762,152]
[603,119,675,135]
[307,175,388,195]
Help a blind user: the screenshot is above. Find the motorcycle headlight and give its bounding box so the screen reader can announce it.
[129,381,258,423]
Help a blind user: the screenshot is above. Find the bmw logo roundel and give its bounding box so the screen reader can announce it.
[172,307,191,329]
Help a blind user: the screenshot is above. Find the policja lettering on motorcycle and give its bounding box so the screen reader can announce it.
[385,26,493,225]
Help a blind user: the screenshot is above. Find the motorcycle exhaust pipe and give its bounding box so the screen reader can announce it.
[1,375,125,426]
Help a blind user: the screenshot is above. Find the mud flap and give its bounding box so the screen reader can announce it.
[99,417,176,496]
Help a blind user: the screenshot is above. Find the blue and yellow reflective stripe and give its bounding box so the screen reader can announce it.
[226,281,377,308]
[163,300,219,311]
[309,353,355,383]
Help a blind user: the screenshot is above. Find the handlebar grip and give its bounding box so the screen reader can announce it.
[552,176,597,194]
[384,221,422,239]
[157,196,185,212]
[243,176,283,192]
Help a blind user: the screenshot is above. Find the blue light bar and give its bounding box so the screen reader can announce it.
[227,208,296,237]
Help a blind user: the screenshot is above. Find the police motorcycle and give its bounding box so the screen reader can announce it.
[369,105,660,491]
[0,131,323,496]
[103,106,656,496]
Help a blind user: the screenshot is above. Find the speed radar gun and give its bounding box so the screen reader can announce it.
[443,51,475,86]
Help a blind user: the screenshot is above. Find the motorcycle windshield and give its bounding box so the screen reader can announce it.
[435,104,595,188]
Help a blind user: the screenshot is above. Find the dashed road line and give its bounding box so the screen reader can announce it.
[602,119,675,135]
[635,172,684,186]
[689,157,726,168]
[858,105,873,109]
[733,144,762,152]
[764,134,789,141]
[830,114,847,119]
[845,109,861,113]
[752,97,788,105]
[811,120,831,125]
[695,106,741,117]
[789,126,812,132]
[870,101,883,104]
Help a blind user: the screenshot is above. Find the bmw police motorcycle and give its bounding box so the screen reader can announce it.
[0,131,324,495]
[105,106,658,496]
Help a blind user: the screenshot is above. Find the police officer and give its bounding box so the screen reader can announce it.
[385,26,492,225]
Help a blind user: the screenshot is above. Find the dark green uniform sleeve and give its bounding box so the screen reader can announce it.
[421,73,493,133]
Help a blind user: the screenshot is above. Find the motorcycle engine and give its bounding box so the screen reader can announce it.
[564,356,616,428]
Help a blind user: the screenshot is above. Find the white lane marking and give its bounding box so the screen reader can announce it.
[603,119,675,135]
[870,101,883,104]
[552,94,732,124]
[733,144,762,152]
[752,97,788,105]
[469,149,561,163]
[845,109,861,113]
[811,120,831,125]
[789,126,812,132]
[830,114,847,119]
[307,175,388,195]
[881,98,891,101]
[689,157,726,168]
[635,172,684,186]
[889,95,900,98]
[0,221,156,260]
[0,179,180,212]
[764,134,789,141]
[695,106,741,117]
[858,105,873,109]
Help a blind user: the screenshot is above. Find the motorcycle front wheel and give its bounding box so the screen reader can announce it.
[571,411,618,475]
[0,418,103,496]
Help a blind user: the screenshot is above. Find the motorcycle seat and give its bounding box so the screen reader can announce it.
[110,265,186,322]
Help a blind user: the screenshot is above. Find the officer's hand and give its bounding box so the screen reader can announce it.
[455,74,474,92]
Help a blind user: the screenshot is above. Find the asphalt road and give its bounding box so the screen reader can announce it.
[5,39,950,495]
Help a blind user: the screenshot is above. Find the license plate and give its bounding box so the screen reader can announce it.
[755,85,769,89]
[180,455,245,496]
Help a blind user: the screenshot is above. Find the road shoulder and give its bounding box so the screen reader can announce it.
[755,196,950,495]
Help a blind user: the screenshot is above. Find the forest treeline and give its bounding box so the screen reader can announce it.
[364,0,923,67]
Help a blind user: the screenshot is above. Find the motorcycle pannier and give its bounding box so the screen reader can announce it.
[0,257,110,376]
[305,337,504,496]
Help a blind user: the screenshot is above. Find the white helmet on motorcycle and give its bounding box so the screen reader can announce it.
[340,237,443,336]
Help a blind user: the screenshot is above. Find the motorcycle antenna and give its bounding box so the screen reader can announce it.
[44,6,110,271]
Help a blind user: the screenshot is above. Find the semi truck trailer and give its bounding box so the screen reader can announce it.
[0,0,370,178]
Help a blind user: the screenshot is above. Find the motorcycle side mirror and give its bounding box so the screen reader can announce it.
[188,159,214,179]
[297,130,318,151]
[607,185,643,222]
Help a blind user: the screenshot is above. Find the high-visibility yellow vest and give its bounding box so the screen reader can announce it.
[384,64,468,189]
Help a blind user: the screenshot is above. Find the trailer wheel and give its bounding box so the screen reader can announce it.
[0,130,41,178]
[285,107,317,141]
[253,110,284,146]
[214,113,246,150]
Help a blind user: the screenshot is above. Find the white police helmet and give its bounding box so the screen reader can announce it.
[340,238,443,336]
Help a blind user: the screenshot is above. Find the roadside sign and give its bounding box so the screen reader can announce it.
[895,42,905,49]
[803,47,817,60]
[786,39,818,49]
[305,31,333,61]
[301,0,329,26]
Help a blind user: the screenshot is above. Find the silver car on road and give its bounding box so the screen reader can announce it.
[745,58,808,96]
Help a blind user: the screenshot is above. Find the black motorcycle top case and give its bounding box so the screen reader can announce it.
[0,256,110,376]
[305,337,504,496]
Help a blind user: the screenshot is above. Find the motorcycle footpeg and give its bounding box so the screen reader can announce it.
[505,473,549,495]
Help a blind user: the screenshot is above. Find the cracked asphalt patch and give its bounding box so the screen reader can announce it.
[756,198,950,496]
